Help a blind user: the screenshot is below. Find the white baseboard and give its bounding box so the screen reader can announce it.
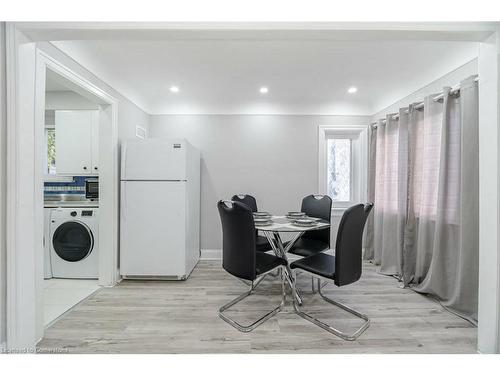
[200,249,222,260]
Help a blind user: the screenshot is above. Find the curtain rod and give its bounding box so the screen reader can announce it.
[370,75,478,128]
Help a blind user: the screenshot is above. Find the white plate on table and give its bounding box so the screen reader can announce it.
[304,216,321,222]
[287,211,306,219]
[253,212,271,219]
[292,218,318,227]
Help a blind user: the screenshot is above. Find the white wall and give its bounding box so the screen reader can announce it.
[0,22,7,348]
[37,42,150,143]
[149,114,371,252]
[45,90,98,111]
[372,58,478,120]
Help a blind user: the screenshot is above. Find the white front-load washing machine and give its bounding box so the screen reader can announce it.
[49,207,99,279]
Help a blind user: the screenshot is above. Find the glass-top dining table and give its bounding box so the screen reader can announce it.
[255,216,330,305]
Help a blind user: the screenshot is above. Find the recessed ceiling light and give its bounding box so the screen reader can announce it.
[259,86,269,94]
[170,86,180,93]
[347,86,358,94]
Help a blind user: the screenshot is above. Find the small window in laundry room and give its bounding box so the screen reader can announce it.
[45,109,57,174]
[46,128,56,174]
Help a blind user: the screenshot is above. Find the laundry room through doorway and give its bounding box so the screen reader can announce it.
[42,69,101,327]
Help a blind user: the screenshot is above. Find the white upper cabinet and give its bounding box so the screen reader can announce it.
[91,115,99,173]
[55,110,99,175]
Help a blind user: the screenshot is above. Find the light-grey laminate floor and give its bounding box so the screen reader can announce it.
[38,261,477,353]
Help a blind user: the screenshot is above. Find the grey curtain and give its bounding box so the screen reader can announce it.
[363,126,377,260]
[372,111,408,275]
[366,76,479,322]
[412,77,479,321]
[404,96,443,285]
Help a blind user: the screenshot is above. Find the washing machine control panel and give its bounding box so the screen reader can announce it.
[70,211,77,217]
[82,210,93,217]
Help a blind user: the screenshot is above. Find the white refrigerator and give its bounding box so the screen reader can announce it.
[120,138,200,279]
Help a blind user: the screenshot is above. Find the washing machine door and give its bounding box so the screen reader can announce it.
[52,221,94,262]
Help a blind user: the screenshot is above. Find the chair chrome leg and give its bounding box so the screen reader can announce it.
[219,268,286,333]
[292,275,370,341]
[238,278,251,286]
[251,274,267,290]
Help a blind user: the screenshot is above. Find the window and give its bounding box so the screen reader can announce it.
[318,125,368,211]
[46,126,56,174]
[327,138,352,202]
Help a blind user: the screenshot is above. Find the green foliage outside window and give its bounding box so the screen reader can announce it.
[47,129,56,173]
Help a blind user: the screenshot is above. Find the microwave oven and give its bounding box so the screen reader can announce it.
[85,178,99,199]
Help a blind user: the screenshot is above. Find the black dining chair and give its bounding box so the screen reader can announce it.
[232,194,273,252]
[217,200,287,332]
[288,194,333,258]
[290,203,374,341]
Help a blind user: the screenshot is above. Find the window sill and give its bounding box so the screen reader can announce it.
[331,207,347,217]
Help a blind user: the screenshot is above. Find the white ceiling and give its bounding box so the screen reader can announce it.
[45,71,72,91]
[52,38,479,115]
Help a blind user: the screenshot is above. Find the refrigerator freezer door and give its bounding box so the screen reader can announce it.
[121,139,187,181]
[120,180,187,277]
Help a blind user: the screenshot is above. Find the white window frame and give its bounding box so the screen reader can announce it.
[43,123,73,182]
[318,125,369,215]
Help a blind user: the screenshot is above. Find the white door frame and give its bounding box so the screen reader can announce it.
[6,24,120,349]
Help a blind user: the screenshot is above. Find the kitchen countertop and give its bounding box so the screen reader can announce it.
[44,200,99,208]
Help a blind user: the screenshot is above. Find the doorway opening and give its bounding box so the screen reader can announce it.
[30,49,120,342]
[41,70,101,327]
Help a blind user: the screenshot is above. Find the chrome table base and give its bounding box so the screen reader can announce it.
[263,230,304,305]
